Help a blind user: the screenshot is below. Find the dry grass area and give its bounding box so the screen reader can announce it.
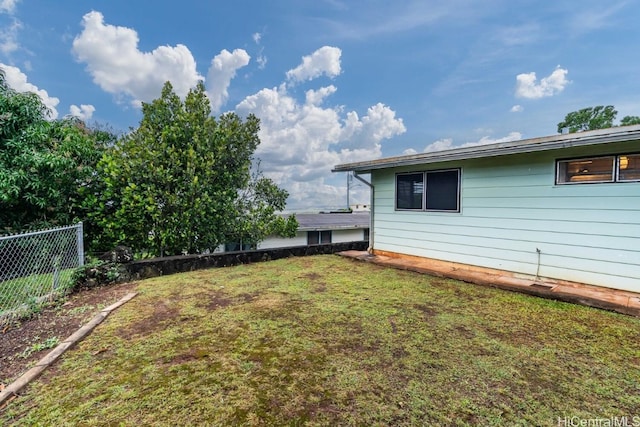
[2,255,639,426]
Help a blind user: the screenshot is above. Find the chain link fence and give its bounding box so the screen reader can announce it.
[0,223,84,325]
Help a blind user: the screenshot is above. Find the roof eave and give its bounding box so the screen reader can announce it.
[332,125,640,173]
[298,225,369,231]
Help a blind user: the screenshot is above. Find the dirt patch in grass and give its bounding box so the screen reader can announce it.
[116,300,179,340]
[196,290,257,311]
[0,281,138,386]
[161,348,213,367]
[413,302,438,318]
[199,290,234,311]
[300,272,327,293]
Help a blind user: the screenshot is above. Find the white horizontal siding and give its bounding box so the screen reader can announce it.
[375,212,640,236]
[257,232,307,249]
[332,229,365,243]
[257,228,366,249]
[371,144,640,292]
[374,226,638,260]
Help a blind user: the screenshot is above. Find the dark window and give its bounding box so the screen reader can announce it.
[396,173,423,210]
[320,230,332,243]
[224,242,256,252]
[426,169,460,211]
[307,231,319,245]
[396,169,460,212]
[363,228,370,241]
[307,231,332,245]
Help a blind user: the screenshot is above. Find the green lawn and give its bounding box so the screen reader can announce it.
[0,269,75,316]
[3,255,639,426]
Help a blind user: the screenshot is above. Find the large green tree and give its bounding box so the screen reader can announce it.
[620,115,640,126]
[94,81,296,256]
[0,71,107,234]
[227,164,298,250]
[557,105,618,133]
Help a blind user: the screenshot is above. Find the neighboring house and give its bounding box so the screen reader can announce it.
[257,212,370,250]
[333,125,640,293]
[350,204,370,212]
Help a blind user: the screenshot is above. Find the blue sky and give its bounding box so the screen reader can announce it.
[1,0,639,210]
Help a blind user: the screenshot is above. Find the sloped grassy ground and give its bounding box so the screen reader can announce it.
[2,255,640,426]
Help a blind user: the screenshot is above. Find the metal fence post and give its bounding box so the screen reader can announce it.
[76,222,85,266]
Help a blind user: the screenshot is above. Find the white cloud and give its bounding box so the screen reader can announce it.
[256,54,267,70]
[0,18,20,54]
[0,0,21,54]
[493,23,540,47]
[252,32,267,70]
[421,132,522,153]
[286,46,342,85]
[472,132,522,145]
[69,104,95,121]
[206,48,250,113]
[510,104,523,112]
[568,3,627,35]
[236,51,405,209]
[305,85,337,106]
[515,67,569,99]
[357,103,406,146]
[322,1,472,40]
[422,138,455,153]
[402,148,418,155]
[0,63,59,118]
[72,11,203,107]
[0,0,19,14]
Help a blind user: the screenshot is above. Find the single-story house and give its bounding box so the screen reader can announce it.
[333,125,640,294]
[257,212,370,250]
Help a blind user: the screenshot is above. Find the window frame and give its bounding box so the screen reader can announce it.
[307,230,332,245]
[556,154,640,185]
[617,154,640,182]
[395,172,424,210]
[395,168,461,213]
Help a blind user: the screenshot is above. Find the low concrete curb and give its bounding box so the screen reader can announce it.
[0,292,138,408]
[339,251,640,317]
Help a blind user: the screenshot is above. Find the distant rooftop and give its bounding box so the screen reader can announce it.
[287,212,370,231]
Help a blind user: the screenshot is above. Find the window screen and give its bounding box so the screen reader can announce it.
[320,230,332,244]
[396,169,460,212]
[307,231,319,245]
[425,170,459,211]
[308,231,332,245]
[396,173,423,209]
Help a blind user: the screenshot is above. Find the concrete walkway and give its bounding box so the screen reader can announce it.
[338,251,640,317]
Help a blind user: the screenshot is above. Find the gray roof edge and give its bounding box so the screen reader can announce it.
[332,125,640,173]
[297,224,369,231]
